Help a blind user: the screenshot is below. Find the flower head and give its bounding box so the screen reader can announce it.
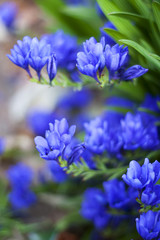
[136,211,160,240]
[7,36,32,76]
[77,37,105,82]
[29,37,51,79]
[34,118,76,161]
[122,158,160,190]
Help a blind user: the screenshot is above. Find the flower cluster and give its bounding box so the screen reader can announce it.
[76,37,148,83]
[81,179,137,229]
[34,118,85,165]
[84,111,159,158]
[7,163,36,209]
[7,36,57,82]
[122,158,160,239]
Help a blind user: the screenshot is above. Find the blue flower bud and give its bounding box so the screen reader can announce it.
[47,54,57,83]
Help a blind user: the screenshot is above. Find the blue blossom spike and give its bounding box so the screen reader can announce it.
[29,37,51,80]
[122,158,160,190]
[77,37,105,82]
[121,65,148,81]
[47,53,57,83]
[34,118,76,161]
[136,211,160,240]
[105,44,129,81]
[7,36,32,77]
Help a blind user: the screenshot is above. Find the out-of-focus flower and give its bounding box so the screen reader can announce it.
[27,110,56,137]
[121,65,148,81]
[7,163,36,209]
[0,2,18,29]
[48,161,67,183]
[100,22,116,46]
[47,53,57,83]
[42,30,78,72]
[122,158,160,190]
[7,36,32,76]
[34,118,76,161]
[136,211,160,240]
[103,179,137,209]
[77,37,105,82]
[81,188,110,229]
[84,117,108,154]
[121,112,159,150]
[141,185,160,206]
[0,138,5,155]
[63,142,85,165]
[57,88,92,110]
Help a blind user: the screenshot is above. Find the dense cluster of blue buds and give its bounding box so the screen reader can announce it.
[122,158,160,239]
[77,37,148,83]
[84,111,159,157]
[0,2,18,29]
[34,118,85,165]
[7,163,36,209]
[81,179,138,229]
[7,36,57,82]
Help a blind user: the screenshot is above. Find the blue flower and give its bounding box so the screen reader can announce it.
[48,161,67,183]
[136,211,160,240]
[29,37,52,79]
[105,44,129,81]
[0,138,5,155]
[141,185,160,206]
[122,158,160,190]
[7,36,32,76]
[84,117,108,154]
[0,2,18,29]
[80,188,110,229]
[7,163,36,209]
[77,37,105,82]
[8,188,36,210]
[103,179,132,209]
[121,112,159,150]
[121,65,148,81]
[47,53,57,83]
[7,163,33,188]
[41,30,78,72]
[34,118,76,161]
[100,22,116,46]
[63,142,85,165]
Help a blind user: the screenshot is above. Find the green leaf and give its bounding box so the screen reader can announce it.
[150,53,160,61]
[129,0,151,17]
[104,28,127,42]
[108,11,151,24]
[97,0,141,39]
[119,39,160,70]
[152,1,160,32]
